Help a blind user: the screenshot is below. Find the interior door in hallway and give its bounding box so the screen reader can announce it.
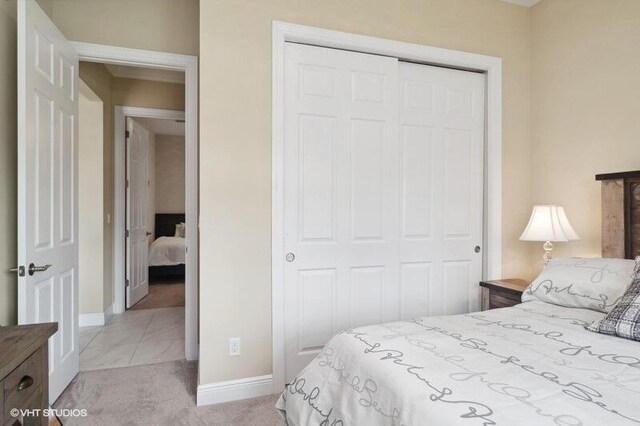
[17,0,80,403]
[126,118,150,308]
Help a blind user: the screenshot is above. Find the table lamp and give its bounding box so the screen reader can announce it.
[520,205,579,267]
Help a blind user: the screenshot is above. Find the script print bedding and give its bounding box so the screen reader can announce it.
[276,301,640,425]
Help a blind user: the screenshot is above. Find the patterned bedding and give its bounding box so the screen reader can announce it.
[276,301,640,425]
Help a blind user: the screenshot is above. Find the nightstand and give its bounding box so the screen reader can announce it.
[479,279,530,311]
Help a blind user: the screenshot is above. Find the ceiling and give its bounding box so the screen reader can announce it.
[499,0,541,6]
[135,117,185,136]
[105,64,185,84]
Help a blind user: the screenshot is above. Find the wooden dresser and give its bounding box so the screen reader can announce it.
[0,323,57,426]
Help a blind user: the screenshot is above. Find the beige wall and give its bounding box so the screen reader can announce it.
[155,135,186,214]
[113,78,186,112]
[530,0,640,269]
[199,0,533,384]
[49,0,198,55]
[79,62,115,312]
[79,81,105,315]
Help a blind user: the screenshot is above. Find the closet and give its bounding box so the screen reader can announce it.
[283,42,485,381]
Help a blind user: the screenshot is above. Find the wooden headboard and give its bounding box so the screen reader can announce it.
[596,170,640,259]
[155,213,185,238]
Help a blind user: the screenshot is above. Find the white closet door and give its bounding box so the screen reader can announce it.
[283,43,399,381]
[398,62,484,319]
[282,44,485,383]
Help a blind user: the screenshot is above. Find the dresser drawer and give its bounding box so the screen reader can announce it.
[489,292,521,309]
[3,347,44,424]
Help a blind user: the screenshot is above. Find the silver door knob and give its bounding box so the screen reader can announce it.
[28,263,52,276]
[285,253,295,262]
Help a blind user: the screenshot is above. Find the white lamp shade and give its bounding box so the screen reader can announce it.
[520,205,579,242]
[556,206,580,241]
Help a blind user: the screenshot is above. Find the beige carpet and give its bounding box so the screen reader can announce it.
[53,360,284,425]
[130,282,185,310]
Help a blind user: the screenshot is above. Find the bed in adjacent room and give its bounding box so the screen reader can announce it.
[277,257,640,425]
[149,213,185,280]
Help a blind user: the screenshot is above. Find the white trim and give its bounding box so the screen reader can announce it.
[79,313,105,327]
[196,375,274,406]
[271,21,502,392]
[104,64,185,84]
[72,42,199,362]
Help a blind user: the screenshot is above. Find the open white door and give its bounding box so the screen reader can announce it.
[125,118,150,308]
[17,0,79,404]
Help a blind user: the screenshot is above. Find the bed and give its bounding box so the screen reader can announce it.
[276,300,640,425]
[148,213,185,281]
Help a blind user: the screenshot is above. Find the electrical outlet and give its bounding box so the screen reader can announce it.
[229,337,241,356]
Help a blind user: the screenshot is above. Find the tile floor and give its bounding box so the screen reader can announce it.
[79,306,185,371]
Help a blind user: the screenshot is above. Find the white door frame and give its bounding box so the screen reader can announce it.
[71,42,199,361]
[272,21,502,391]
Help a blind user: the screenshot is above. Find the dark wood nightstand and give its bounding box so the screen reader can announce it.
[479,279,530,311]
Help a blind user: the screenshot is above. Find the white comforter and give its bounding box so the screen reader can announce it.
[277,301,640,425]
[148,236,185,266]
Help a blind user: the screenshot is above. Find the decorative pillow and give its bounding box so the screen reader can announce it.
[521,257,636,313]
[174,223,186,238]
[586,257,640,341]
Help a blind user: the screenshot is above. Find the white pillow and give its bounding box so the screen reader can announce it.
[174,223,185,238]
[521,257,636,313]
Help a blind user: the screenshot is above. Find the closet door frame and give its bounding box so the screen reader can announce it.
[272,21,503,392]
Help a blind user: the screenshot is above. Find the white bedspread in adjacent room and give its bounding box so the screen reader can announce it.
[148,236,185,266]
[277,301,640,425]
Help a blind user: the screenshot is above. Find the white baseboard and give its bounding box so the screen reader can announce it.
[78,312,105,327]
[197,374,274,406]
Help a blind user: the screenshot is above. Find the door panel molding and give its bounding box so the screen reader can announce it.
[272,21,502,392]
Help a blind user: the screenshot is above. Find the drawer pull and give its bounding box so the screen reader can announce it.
[18,375,34,391]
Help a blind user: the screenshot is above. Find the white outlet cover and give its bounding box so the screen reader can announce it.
[229,337,240,356]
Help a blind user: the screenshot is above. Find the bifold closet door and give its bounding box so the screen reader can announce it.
[282,43,485,382]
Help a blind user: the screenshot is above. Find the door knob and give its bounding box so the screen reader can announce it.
[28,263,52,276]
[474,246,481,253]
[285,253,295,262]
[146,231,152,236]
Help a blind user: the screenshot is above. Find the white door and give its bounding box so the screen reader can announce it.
[126,118,150,308]
[282,43,485,382]
[397,62,484,318]
[283,43,400,380]
[17,0,79,403]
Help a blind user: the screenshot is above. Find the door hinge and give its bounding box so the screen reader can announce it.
[125,230,130,237]
[126,180,130,188]
[125,130,130,139]
[125,279,130,288]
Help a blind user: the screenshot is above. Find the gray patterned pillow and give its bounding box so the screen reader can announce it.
[521,257,636,313]
[586,257,640,341]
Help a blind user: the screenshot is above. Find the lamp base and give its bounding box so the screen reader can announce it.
[543,241,553,268]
